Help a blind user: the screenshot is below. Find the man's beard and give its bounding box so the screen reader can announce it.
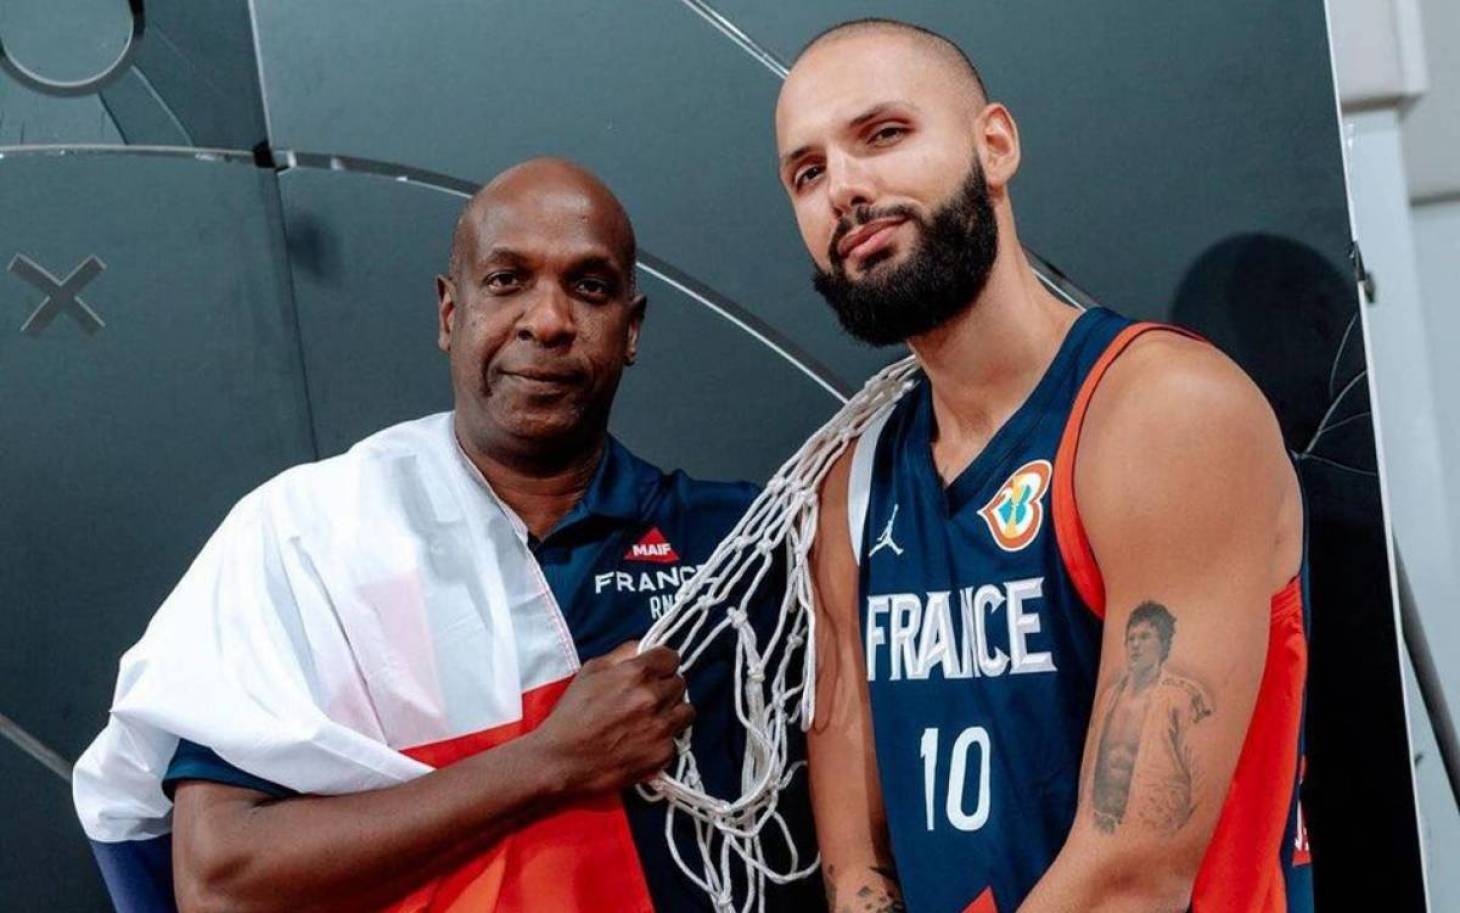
[812,160,999,347]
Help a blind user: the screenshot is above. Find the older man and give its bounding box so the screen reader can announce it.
[74,158,819,913]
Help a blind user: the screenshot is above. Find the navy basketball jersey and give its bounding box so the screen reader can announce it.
[848,307,1313,913]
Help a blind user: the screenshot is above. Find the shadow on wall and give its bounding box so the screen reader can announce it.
[1172,234,1426,913]
[283,212,344,280]
[1171,233,1368,459]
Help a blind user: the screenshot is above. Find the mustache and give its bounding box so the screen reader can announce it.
[827,204,922,267]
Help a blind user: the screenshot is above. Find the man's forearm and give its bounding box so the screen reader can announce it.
[175,642,692,913]
[174,731,570,913]
[1015,837,1192,913]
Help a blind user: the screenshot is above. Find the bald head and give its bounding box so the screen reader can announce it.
[449,157,637,289]
[436,157,647,467]
[795,18,988,107]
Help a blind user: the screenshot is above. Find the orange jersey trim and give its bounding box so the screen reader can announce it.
[962,886,1000,913]
[1193,582,1306,912]
[1051,321,1196,618]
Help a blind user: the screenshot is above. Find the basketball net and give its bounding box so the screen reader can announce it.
[637,354,920,913]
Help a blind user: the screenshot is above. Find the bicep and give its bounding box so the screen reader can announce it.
[1076,561,1270,855]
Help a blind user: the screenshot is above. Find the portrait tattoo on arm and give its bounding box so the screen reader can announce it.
[1089,601,1214,835]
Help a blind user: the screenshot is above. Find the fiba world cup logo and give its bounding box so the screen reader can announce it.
[977,459,1052,552]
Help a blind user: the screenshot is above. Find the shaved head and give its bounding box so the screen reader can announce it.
[449,157,637,289]
[797,18,988,107]
[437,157,646,467]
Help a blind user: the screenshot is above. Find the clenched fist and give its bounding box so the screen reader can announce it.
[528,642,695,797]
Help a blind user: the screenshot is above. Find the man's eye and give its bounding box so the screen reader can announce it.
[485,272,520,290]
[793,164,823,190]
[577,278,612,297]
[870,125,907,145]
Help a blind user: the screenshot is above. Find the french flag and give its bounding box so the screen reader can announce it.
[73,414,652,912]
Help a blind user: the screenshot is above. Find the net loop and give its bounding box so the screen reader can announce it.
[637,354,920,912]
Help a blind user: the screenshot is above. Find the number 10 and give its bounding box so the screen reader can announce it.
[919,726,992,831]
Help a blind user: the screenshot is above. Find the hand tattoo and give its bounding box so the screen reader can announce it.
[824,862,907,913]
[1089,601,1213,835]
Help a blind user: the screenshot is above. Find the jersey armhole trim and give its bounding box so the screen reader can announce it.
[1052,322,1200,619]
[848,407,893,567]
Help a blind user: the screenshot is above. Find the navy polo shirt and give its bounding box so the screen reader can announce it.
[165,436,823,913]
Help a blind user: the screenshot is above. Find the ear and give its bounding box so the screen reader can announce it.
[975,102,1021,193]
[625,293,647,365]
[436,275,457,354]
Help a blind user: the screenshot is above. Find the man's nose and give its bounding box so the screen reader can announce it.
[826,151,876,216]
[516,287,576,347]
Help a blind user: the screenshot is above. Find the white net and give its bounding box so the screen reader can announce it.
[637,354,921,913]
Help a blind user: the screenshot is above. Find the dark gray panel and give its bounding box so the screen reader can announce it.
[0,0,134,86]
[0,0,268,150]
[276,166,456,456]
[252,0,888,390]
[0,151,314,761]
[278,165,839,479]
[94,68,193,146]
[0,743,110,910]
[113,0,269,148]
[0,81,126,145]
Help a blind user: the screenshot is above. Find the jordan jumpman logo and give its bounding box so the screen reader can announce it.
[869,504,905,558]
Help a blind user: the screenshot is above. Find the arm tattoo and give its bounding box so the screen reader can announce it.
[824,863,907,913]
[1089,600,1213,835]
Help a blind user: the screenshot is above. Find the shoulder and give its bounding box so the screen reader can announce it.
[1074,329,1300,574]
[261,412,454,485]
[1079,330,1289,505]
[1089,331,1280,450]
[817,388,907,529]
[618,443,761,543]
[818,447,855,517]
[662,470,761,515]
[237,412,456,534]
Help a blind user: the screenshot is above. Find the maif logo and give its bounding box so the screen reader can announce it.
[624,526,679,564]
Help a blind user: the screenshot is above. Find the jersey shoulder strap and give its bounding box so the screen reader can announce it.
[847,406,894,566]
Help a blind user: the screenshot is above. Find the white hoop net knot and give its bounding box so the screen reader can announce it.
[637,355,920,913]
